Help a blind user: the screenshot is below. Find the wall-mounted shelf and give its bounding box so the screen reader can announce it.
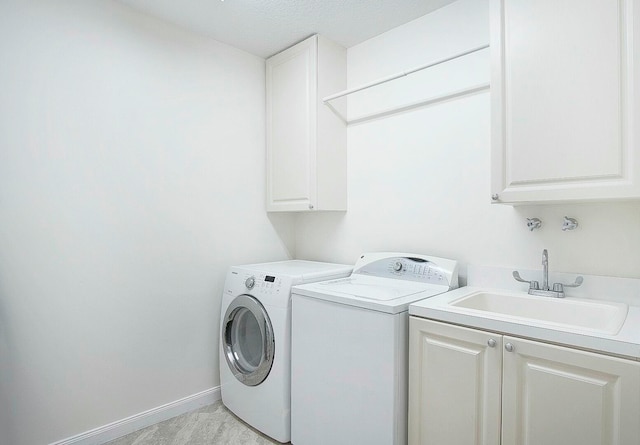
[323,44,490,124]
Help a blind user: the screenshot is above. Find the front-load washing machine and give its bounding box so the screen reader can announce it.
[219,260,352,443]
[290,252,458,445]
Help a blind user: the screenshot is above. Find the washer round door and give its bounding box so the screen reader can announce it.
[222,294,275,386]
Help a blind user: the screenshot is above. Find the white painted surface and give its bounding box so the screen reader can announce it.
[266,35,347,212]
[50,387,220,445]
[491,0,640,204]
[295,0,640,280]
[116,0,457,58]
[0,2,293,444]
[267,37,317,208]
[2,0,640,443]
[408,318,502,445]
[502,336,640,445]
[505,0,621,181]
[409,318,640,445]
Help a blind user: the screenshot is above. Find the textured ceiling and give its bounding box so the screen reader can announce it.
[116,0,457,58]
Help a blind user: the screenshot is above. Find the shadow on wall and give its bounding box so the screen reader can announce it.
[274,211,351,262]
[267,212,297,259]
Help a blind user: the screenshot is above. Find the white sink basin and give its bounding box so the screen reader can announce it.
[449,291,629,335]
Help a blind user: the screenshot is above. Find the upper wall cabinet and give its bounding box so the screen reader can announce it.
[491,0,640,205]
[266,35,347,212]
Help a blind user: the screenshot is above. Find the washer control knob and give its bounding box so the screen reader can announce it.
[245,276,256,289]
[393,261,403,272]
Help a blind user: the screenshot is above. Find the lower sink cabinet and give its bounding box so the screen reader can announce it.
[408,317,640,445]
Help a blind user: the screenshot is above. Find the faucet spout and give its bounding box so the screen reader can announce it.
[541,249,549,290]
[513,249,583,298]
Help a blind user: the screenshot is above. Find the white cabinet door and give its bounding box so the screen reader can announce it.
[266,35,346,212]
[502,336,640,445]
[266,36,317,212]
[491,0,640,204]
[408,318,502,445]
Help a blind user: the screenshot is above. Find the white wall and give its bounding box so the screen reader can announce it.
[295,0,640,281]
[0,1,293,444]
[3,0,640,443]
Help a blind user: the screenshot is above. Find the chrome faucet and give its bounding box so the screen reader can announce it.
[513,249,583,298]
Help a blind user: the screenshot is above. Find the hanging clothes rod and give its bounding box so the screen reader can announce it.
[322,43,490,103]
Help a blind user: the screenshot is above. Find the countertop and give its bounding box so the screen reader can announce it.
[409,280,640,360]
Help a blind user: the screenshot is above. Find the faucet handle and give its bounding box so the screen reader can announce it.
[512,271,529,283]
[552,283,563,292]
[551,276,583,295]
[526,218,542,231]
[560,276,584,288]
[513,271,541,291]
[562,217,579,231]
[512,270,540,290]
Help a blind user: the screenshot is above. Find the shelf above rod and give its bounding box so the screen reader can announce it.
[322,43,490,103]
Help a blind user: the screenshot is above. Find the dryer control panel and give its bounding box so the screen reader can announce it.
[224,261,352,309]
[226,270,289,300]
[353,252,459,289]
[243,272,285,296]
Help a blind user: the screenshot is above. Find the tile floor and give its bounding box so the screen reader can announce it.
[105,401,288,445]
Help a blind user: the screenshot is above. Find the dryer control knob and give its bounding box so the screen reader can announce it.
[245,276,256,289]
[393,261,403,272]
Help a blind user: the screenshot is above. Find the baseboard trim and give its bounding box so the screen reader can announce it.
[50,386,221,445]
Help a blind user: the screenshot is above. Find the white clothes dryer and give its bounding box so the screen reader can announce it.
[291,252,458,445]
[219,260,352,443]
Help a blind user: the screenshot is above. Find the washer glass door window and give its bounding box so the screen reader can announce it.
[223,294,275,386]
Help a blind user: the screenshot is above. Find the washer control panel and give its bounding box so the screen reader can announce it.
[240,272,284,296]
[386,258,446,284]
[353,253,458,288]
